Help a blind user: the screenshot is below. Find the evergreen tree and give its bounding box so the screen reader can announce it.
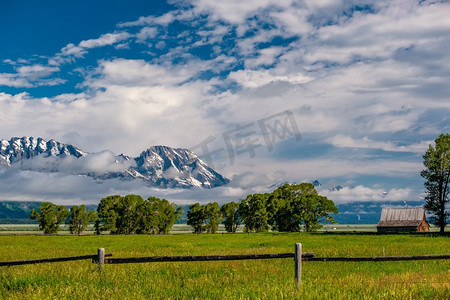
[421,133,450,234]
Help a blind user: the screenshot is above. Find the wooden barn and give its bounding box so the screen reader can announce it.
[376,207,430,233]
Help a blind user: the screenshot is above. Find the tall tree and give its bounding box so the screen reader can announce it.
[135,199,158,234]
[296,194,338,232]
[268,183,318,232]
[421,133,450,234]
[205,202,222,233]
[268,183,337,232]
[187,203,207,234]
[29,202,69,234]
[96,195,122,234]
[67,205,96,235]
[115,195,143,234]
[96,195,143,234]
[220,202,240,233]
[145,196,183,234]
[238,193,270,232]
[97,195,182,234]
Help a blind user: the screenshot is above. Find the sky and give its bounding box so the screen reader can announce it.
[0,0,449,205]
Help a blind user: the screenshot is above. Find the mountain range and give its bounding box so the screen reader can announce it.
[0,137,230,189]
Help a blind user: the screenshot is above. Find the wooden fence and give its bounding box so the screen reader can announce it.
[0,250,112,267]
[2,244,450,286]
[303,254,450,262]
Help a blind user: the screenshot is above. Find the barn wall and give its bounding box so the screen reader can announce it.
[418,221,430,232]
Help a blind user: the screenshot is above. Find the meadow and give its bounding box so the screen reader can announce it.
[0,233,449,299]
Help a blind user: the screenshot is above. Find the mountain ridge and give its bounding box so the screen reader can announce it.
[0,137,230,189]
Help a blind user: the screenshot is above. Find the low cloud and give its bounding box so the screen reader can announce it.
[320,185,417,204]
[14,151,136,176]
[0,168,253,205]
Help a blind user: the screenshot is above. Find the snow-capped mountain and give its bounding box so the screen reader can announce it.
[0,137,230,189]
[0,137,85,166]
[102,145,230,188]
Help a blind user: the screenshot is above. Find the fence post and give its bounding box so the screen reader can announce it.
[98,248,105,272]
[295,243,302,285]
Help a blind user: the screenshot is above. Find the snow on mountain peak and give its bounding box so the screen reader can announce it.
[0,137,229,189]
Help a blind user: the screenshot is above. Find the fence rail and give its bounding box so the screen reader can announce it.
[304,254,450,262]
[0,253,113,267]
[105,252,314,264]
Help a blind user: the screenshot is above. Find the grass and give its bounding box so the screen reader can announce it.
[0,233,449,299]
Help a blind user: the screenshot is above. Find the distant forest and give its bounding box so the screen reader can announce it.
[0,200,424,225]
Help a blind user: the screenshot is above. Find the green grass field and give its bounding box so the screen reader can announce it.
[0,233,449,299]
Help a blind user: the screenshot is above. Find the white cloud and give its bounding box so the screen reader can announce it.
[243,46,284,68]
[0,65,62,88]
[118,11,177,27]
[191,0,294,24]
[3,59,16,65]
[219,156,423,187]
[79,32,131,49]
[298,2,450,65]
[0,74,31,88]
[320,185,416,203]
[228,69,311,88]
[0,169,139,205]
[16,65,58,78]
[136,27,158,41]
[327,135,433,153]
[92,59,194,87]
[53,32,131,64]
[16,150,136,175]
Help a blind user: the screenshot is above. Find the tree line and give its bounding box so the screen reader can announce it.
[187,183,338,233]
[30,183,338,234]
[30,195,182,235]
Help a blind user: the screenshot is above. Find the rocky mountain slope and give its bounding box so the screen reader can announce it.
[0,137,229,189]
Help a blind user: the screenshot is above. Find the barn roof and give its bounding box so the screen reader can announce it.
[377,207,426,227]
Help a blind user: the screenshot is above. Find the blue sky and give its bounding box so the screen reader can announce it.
[0,0,449,204]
